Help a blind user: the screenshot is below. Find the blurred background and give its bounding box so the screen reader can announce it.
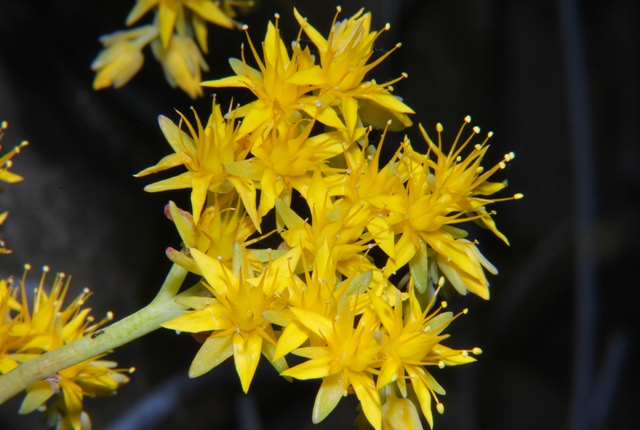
[0,0,637,429]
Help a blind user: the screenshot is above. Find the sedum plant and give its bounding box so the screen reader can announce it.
[0,5,521,430]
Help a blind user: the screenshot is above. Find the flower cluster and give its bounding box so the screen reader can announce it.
[137,7,519,429]
[0,266,133,430]
[92,0,255,98]
[0,121,27,254]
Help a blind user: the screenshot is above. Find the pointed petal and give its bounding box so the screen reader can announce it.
[233,331,263,393]
[281,355,333,380]
[350,372,382,430]
[312,372,344,423]
[189,335,234,377]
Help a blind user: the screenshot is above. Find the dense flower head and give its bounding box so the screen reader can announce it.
[136,7,520,430]
[0,265,132,430]
[93,0,254,97]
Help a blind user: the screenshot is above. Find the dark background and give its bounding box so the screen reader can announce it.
[0,0,637,429]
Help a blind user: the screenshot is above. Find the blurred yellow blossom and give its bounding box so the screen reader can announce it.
[151,34,210,98]
[92,26,157,90]
[94,0,253,97]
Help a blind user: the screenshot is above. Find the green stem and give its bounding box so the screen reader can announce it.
[0,263,196,405]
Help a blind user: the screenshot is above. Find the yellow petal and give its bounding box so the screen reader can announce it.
[367,216,395,259]
[233,331,263,393]
[350,372,382,430]
[189,335,234,377]
[144,171,193,192]
[158,2,178,47]
[312,372,344,423]
[190,248,236,294]
[273,321,310,361]
[125,0,157,26]
[161,304,228,333]
[134,152,192,177]
[187,1,236,29]
[289,308,332,339]
[281,355,333,380]
[19,381,54,414]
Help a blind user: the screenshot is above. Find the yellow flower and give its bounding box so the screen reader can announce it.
[21,358,132,430]
[162,246,300,393]
[225,118,344,217]
[368,118,522,298]
[275,169,377,278]
[126,0,240,49]
[0,121,27,254]
[163,196,259,274]
[92,26,157,90]
[0,121,27,185]
[281,296,383,429]
[202,16,344,137]
[1,266,132,430]
[268,237,375,362]
[292,7,414,135]
[370,283,477,428]
[151,34,210,99]
[135,102,256,225]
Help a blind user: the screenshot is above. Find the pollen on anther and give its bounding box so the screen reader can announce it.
[315,100,322,107]
[514,193,524,199]
[43,265,50,272]
[274,13,280,19]
[464,115,471,123]
[441,301,448,309]
[436,123,443,132]
[472,347,483,355]
[24,263,31,271]
[336,5,342,12]
[107,311,114,320]
[438,361,445,369]
[241,24,249,31]
[473,126,480,134]
[463,308,469,314]
[436,403,445,414]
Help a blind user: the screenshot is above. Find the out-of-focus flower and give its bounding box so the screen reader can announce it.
[0,266,133,430]
[94,0,253,96]
[126,0,240,49]
[92,26,157,90]
[152,34,210,99]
